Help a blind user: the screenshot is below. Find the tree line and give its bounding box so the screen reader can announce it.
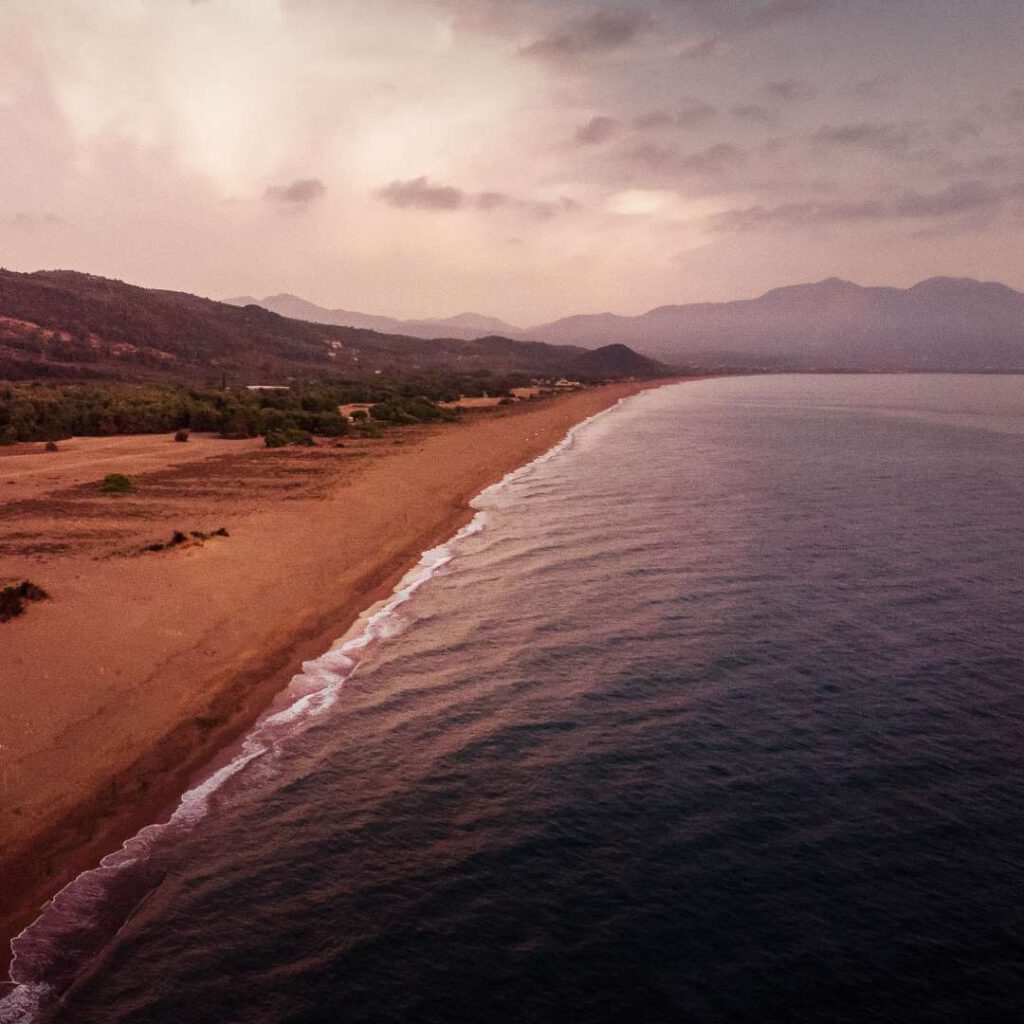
[0,371,519,444]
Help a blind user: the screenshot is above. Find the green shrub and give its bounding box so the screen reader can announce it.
[45,440,60,452]
[265,429,314,448]
[174,429,189,442]
[100,473,135,494]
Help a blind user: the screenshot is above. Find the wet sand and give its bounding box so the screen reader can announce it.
[0,381,685,964]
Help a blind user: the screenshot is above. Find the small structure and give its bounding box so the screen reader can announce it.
[246,385,291,391]
[338,402,374,421]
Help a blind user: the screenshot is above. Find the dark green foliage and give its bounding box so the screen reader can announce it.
[100,473,135,494]
[174,429,189,442]
[0,372,505,443]
[1,580,49,623]
[265,428,314,448]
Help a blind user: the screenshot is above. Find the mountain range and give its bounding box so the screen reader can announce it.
[236,277,1024,372]
[532,277,1024,371]
[225,293,528,342]
[0,270,664,383]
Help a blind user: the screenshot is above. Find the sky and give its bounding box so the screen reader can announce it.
[1,0,1022,324]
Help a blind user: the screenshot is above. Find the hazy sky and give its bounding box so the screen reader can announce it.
[2,0,1022,322]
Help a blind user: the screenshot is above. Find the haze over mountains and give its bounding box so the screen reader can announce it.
[244,277,1024,373]
[0,270,663,383]
[4,270,1024,383]
[533,277,1024,371]
[225,294,528,342]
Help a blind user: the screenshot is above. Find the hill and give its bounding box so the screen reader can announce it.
[531,277,1024,371]
[0,270,663,383]
[225,293,528,342]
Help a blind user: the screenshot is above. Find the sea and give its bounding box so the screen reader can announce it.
[4,374,1024,1024]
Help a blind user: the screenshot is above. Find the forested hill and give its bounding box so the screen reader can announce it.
[0,270,667,383]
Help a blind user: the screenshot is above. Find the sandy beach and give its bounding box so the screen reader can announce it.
[0,380,681,966]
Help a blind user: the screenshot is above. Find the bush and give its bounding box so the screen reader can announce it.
[1,580,50,622]
[45,440,60,452]
[264,429,314,448]
[100,473,135,494]
[174,429,190,443]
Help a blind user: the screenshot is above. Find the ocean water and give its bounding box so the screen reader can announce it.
[6,374,1024,1023]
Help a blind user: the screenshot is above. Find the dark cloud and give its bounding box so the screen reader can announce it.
[377,177,578,219]
[763,78,816,102]
[377,176,465,209]
[263,177,326,204]
[678,142,746,174]
[944,118,982,144]
[474,193,580,219]
[810,122,917,154]
[576,115,620,145]
[852,74,896,97]
[892,180,1004,218]
[1,212,64,228]
[680,36,722,59]
[712,179,1017,231]
[520,9,650,61]
[732,104,775,124]
[633,101,718,130]
[625,142,679,170]
[676,101,719,128]
[750,0,825,26]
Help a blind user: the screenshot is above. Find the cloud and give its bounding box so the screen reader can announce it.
[712,179,1017,231]
[376,177,578,219]
[473,192,580,219]
[576,115,620,145]
[750,0,825,26]
[852,74,895,97]
[377,176,465,209]
[810,122,917,154]
[944,118,982,144]
[679,36,722,60]
[1002,89,1024,122]
[892,180,1004,218]
[678,142,746,175]
[633,101,718,130]
[263,178,326,204]
[732,104,775,123]
[0,212,65,228]
[763,78,816,102]
[520,9,650,61]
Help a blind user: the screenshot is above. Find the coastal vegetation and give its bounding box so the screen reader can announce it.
[0,371,516,444]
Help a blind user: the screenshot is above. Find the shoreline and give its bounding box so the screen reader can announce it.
[1,378,694,976]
